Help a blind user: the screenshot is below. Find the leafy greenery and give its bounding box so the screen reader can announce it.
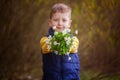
[80,70,120,80]
[0,0,120,79]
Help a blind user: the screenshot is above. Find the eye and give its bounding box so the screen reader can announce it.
[53,19,58,22]
[63,19,67,22]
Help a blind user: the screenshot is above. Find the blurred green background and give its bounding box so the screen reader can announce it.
[0,0,120,80]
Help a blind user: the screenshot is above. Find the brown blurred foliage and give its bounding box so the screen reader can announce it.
[0,0,120,79]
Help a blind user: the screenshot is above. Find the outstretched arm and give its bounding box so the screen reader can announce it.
[69,36,79,53]
[40,37,52,54]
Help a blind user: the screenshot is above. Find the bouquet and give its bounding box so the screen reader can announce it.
[46,29,73,55]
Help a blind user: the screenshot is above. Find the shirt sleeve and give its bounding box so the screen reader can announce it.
[69,36,79,53]
[40,37,52,54]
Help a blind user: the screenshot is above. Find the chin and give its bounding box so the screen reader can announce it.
[56,29,63,32]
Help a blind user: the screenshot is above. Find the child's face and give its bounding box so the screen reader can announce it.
[49,12,72,32]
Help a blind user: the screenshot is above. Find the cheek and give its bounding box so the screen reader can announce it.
[51,21,58,25]
[65,22,71,26]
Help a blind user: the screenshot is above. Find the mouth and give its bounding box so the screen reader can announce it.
[57,26,63,29]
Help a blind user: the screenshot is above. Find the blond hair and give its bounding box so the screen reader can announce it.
[50,3,72,19]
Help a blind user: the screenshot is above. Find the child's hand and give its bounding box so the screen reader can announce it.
[40,37,52,54]
[69,36,79,53]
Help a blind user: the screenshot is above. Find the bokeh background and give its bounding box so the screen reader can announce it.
[0,0,120,80]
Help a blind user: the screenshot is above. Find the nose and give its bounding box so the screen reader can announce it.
[58,20,62,26]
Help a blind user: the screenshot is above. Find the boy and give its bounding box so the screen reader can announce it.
[40,3,80,80]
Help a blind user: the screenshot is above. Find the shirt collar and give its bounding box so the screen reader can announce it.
[48,28,54,36]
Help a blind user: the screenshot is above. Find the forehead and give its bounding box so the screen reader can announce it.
[52,12,71,19]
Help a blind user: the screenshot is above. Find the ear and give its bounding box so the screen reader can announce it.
[69,20,72,27]
[48,19,52,27]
